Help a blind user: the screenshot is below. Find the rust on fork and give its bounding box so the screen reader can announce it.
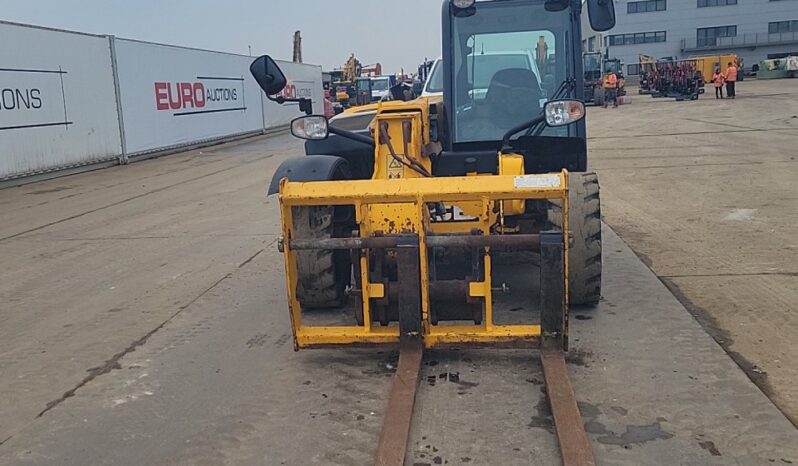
[374,338,424,466]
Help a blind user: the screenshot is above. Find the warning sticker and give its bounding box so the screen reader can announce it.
[513,175,561,189]
[388,158,403,179]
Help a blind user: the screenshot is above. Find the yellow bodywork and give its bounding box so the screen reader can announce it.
[335,95,443,118]
[689,54,740,83]
[335,90,350,102]
[278,99,569,349]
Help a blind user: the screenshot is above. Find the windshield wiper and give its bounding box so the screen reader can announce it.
[524,77,576,137]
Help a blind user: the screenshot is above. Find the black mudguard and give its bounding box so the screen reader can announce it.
[268,155,350,195]
[306,133,374,179]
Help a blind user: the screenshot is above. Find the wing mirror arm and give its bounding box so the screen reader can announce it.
[500,115,546,153]
[329,126,376,148]
[266,94,314,115]
[499,99,586,153]
[290,115,376,147]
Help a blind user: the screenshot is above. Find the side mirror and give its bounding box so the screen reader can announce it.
[291,115,329,140]
[587,0,616,32]
[544,100,585,127]
[250,55,287,95]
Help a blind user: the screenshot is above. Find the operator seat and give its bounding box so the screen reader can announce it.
[484,68,543,128]
[457,67,544,141]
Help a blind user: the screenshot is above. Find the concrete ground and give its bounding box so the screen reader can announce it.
[588,78,798,426]
[0,80,796,465]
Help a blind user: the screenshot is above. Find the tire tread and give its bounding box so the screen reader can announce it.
[548,172,603,306]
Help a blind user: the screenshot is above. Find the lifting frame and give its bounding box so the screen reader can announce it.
[278,171,595,465]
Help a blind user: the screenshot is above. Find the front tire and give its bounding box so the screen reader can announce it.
[292,206,350,308]
[288,160,354,309]
[549,173,602,306]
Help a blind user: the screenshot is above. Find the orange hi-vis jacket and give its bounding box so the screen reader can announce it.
[604,73,618,89]
[713,72,724,87]
[725,66,738,82]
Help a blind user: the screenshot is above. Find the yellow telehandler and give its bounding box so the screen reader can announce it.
[250,0,616,463]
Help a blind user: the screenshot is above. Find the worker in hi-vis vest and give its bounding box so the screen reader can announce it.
[603,71,618,108]
[725,62,738,99]
[712,68,725,99]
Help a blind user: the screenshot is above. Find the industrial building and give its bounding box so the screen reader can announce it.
[582,0,798,75]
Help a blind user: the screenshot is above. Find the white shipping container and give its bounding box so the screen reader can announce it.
[0,21,122,180]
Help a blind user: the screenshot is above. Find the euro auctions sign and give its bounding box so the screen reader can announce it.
[0,67,71,132]
[154,77,246,116]
[113,38,265,154]
[113,38,320,154]
[276,79,314,100]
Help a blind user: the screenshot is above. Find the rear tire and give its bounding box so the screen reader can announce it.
[548,172,602,306]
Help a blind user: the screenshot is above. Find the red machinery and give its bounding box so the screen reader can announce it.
[639,58,705,101]
[361,63,382,77]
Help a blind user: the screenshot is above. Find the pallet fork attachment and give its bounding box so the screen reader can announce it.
[277,171,594,465]
[278,172,570,349]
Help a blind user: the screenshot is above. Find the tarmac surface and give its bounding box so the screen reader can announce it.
[589,78,798,426]
[0,81,797,465]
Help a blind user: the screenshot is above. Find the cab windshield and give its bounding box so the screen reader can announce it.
[372,79,390,91]
[451,0,573,143]
[605,60,621,74]
[583,53,602,81]
[425,60,443,93]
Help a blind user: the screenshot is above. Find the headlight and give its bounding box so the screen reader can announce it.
[290,115,329,140]
[544,100,586,127]
[452,0,476,8]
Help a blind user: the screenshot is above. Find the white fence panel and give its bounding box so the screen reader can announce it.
[0,21,122,180]
[114,40,266,155]
[116,39,263,155]
[114,40,323,155]
[262,61,324,128]
[0,20,324,182]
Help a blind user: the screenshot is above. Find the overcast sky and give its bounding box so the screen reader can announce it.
[2,0,443,73]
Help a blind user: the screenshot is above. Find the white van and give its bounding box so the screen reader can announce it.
[370,76,392,102]
[422,51,545,102]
